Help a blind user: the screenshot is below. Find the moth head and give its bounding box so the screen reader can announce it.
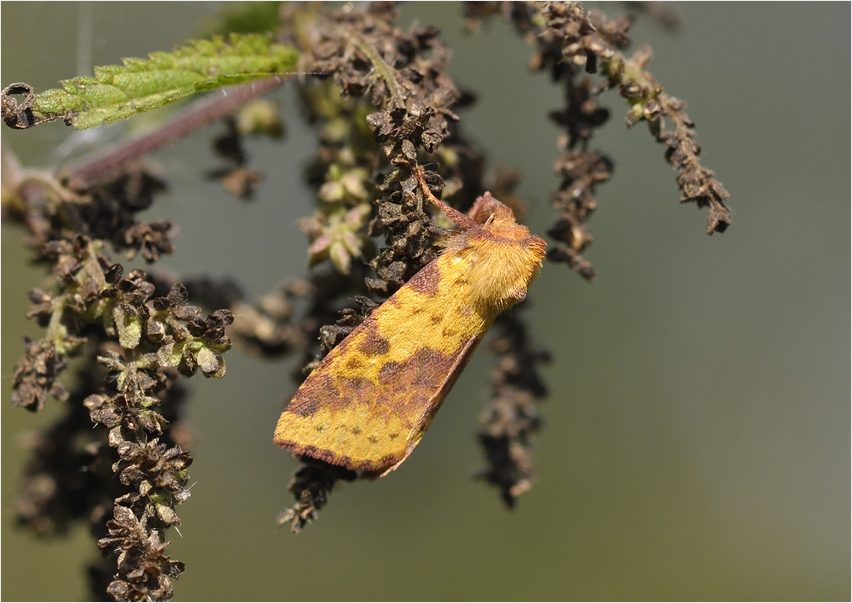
[448,193,547,312]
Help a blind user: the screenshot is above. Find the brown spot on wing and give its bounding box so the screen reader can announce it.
[357,323,390,356]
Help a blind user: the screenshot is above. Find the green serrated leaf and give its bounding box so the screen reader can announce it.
[27,34,299,130]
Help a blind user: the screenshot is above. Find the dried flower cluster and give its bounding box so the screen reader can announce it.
[467,1,731,281]
[477,310,551,506]
[5,104,234,599]
[301,3,463,295]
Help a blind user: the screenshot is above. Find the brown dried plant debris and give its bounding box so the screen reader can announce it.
[277,457,357,533]
[546,148,614,281]
[6,102,230,595]
[316,295,379,358]
[477,307,551,507]
[5,161,176,266]
[14,343,192,600]
[294,2,465,295]
[99,498,186,602]
[466,1,731,282]
[11,231,230,600]
[81,283,224,601]
[12,338,73,412]
[543,1,731,234]
[87,333,195,600]
[162,273,313,362]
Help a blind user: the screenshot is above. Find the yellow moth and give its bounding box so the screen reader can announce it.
[274,167,546,477]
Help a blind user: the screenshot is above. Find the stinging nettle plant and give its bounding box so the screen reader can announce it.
[2,2,731,601]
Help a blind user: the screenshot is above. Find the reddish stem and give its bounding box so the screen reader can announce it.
[64,76,286,190]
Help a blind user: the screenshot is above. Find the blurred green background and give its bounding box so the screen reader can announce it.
[2,2,849,600]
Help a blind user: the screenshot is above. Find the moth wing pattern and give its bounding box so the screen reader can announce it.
[274,255,488,476]
[273,182,547,478]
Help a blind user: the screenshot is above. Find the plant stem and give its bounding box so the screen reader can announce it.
[64,76,286,190]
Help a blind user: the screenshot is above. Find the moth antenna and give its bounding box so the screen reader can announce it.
[413,165,478,230]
